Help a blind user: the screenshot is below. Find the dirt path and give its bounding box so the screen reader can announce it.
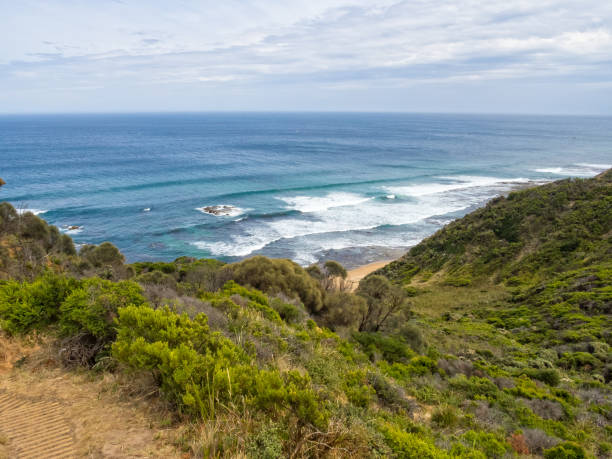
[0,335,185,458]
[0,391,76,458]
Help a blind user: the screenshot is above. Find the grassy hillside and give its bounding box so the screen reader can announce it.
[380,169,611,286]
[1,171,611,458]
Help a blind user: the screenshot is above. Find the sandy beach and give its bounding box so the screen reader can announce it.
[346,260,392,289]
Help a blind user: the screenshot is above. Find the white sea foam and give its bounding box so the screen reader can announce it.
[576,163,611,169]
[196,204,246,217]
[16,208,48,216]
[193,194,467,258]
[61,225,83,235]
[193,175,535,258]
[533,163,610,177]
[277,192,373,213]
[386,194,396,200]
[193,230,274,257]
[384,176,529,197]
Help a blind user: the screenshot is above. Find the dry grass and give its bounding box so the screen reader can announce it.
[0,332,41,373]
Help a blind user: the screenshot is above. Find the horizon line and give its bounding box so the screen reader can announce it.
[0,110,611,118]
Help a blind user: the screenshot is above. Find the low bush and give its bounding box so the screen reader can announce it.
[113,305,328,428]
[0,272,78,335]
[230,256,324,313]
[269,297,304,324]
[321,291,367,330]
[543,441,587,459]
[521,368,561,386]
[459,430,509,458]
[431,404,459,428]
[352,332,415,363]
[449,375,499,399]
[59,278,145,342]
[378,421,449,458]
[343,370,375,408]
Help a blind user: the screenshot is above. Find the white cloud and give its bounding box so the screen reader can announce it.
[1,0,611,112]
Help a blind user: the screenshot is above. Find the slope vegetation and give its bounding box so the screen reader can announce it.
[0,171,610,458]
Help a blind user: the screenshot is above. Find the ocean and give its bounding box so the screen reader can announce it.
[1,113,610,268]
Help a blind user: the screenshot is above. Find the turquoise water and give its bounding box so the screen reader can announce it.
[1,113,610,267]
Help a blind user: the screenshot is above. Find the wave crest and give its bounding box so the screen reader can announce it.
[277,192,373,213]
[533,163,610,177]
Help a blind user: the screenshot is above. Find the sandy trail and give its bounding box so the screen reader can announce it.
[346,260,391,290]
[0,391,76,459]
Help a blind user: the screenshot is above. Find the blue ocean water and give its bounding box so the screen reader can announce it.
[1,113,611,267]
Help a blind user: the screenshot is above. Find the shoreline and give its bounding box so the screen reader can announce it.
[346,259,392,289]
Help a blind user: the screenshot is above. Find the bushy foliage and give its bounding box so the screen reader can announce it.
[113,305,327,427]
[269,297,304,324]
[543,442,587,459]
[378,421,449,458]
[321,291,367,330]
[59,278,145,342]
[231,256,324,313]
[459,431,509,458]
[353,331,416,363]
[0,272,78,334]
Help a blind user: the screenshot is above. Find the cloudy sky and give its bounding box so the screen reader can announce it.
[1,0,612,113]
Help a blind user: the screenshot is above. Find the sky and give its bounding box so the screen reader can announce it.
[1,0,612,114]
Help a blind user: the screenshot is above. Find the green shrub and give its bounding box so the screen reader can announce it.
[558,352,601,370]
[448,443,487,458]
[444,276,472,287]
[343,370,375,408]
[367,372,410,410]
[113,305,327,427]
[460,431,508,458]
[353,332,415,363]
[19,212,49,241]
[246,422,285,459]
[323,260,347,279]
[399,323,426,353]
[321,291,367,330]
[221,281,282,323]
[431,405,459,428]
[407,356,437,376]
[231,256,323,313]
[449,375,499,399]
[80,242,125,268]
[378,421,449,458]
[135,270,177,289]
[521,368,561,386]
[543,441,587,459]
[269,298,304,324]
[59,278,145,341]
[0,272,78,334]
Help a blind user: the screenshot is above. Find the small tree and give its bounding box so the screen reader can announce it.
[356,275,409,332]
[321,291,367,330]
[308,260,350,292]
